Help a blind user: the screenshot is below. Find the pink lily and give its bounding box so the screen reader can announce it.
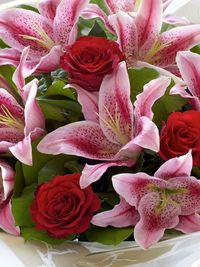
[171,51,200,111]
[106,0,200,69]
[38,61,170,188]
[92,151,200,249]
[0,78,45,166]
[81,0,190,35]
[0,0,89,73]
[0,160,19,236]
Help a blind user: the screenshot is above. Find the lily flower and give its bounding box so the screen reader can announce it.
[0,0,89,73]
[171,51,200,111]
[0,161,20,236]
[92,151,200,249]
[38,61,170,188]
[107,0,200,69]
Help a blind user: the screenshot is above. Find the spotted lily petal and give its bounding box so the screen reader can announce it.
[134,192,180,249]
[154,151,193,179]
[0,48,21,67]
[37,121,120,160]
[108,12,138,66]
[53,0,89,45]
[99,61,134,146]
[39,0,61,20]
[175,213,200,233]
[92,197,139,227]
[105,0,135,13]
[0,8,54,59]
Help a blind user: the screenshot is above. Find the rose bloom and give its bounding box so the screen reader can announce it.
[159,110,200,166]
[60,36,125,91]
[30,173,101,238]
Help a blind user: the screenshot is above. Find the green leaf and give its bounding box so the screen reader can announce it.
[38,97,81,122]
[22,140,53,185]
[38,155,77,183]
[12,185,36,227]
[153,88,186,128]
[21,227,72,245]
[128,68,159,103]
[13,162,25,198]
[86,226,133,245]
[18,4,39,13]
[89,21,107,38]
[0,39,9,49]
[191,45,200,55]
[45,81,76,100]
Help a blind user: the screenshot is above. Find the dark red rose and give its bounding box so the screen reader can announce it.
[30,173,101,238]
[159,110,200,166]
[60,36,125,91]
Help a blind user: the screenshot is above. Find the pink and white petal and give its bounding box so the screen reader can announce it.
[24,79,45,136]
[115,140,141,161]
[132,116,160,152]
[0,160,15,199]
[136,0,162,55]
[92,197,139,227]
[53,0,89,45]
[0,128,23,153]
[108,12,137,66]
[80,160,133,188]
[0,9,54,58]
[38,0,61,20]
[105,0,135,13]
[9,134,32,166]
[169,176,200,215]
[0,89,24,119]
[0,48,21,67]
[37,121,120,160]
[134,192,181,249]
[134,76,171,120]
[163,14,190,26]
[175,213,200,233]
[99,61,134,146]
[68,84,99,122]
[176,51,200,98]
[170,83,200,111]
[81,4,114,33]
[154,150,193,179]
[0,203,20,236]
[112,172,166,207]
[153,25,200,67]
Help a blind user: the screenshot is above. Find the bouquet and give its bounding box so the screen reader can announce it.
[0,0,200,251]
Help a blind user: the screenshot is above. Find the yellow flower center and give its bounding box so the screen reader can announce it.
[0,105,24,132]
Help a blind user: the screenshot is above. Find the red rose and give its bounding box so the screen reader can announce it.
[159,110,200,166]
[30,173,101,238]
[60,36,125,91]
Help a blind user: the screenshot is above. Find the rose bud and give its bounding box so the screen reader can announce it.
[30,173,101,238]
[60,36,125,91]
[159,110,200,166]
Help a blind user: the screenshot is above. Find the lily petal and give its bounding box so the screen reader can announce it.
[175,213,200,233]
[0,160,15,199]
[37,121,120,160]
[153,25,200,67]
[105,0,135,13]
[108,12,138,66]
[92,197,139,227]
[99,61,134,146]
[0,8,54,58]
[136,0,162,55]
[39,0,61,20]
[163,14,190,26]
[154,150,193,179]
[69,84,99,122]
[0,203,20,236]
[9,134,32,166]
[24,79,45,136]
[176,51,200,98]
[132,116,160,152]
[134,76,171,120]
[80,160,133,188]
[53,0,89,45]
[0,129,23,153]
[0,48,21,67]
[134,192,180,249]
